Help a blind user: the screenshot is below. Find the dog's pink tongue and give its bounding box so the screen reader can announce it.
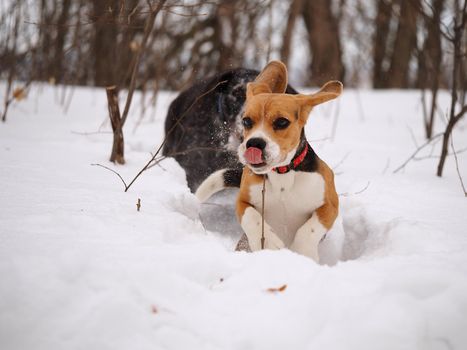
[245,147,263,164]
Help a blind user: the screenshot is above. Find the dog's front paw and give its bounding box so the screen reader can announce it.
[289,216,327,262]
[289,240,320,262]
[246,227,284,251]
[264,231,285,250]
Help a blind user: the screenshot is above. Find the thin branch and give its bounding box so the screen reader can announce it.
[393,132,444,173]
[123,80,228,192]
[450,135,467,197]
[261,175,266,250]
[454,105,467,123]
[90,163,128,190]
[339,181,371,197]
[332,152,351,171]
[413,146,467,160]
[71,130,113,136]
[120,0,167,126]
[146,146,222,170]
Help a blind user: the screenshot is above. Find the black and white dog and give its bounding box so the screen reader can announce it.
[162,68,297,191]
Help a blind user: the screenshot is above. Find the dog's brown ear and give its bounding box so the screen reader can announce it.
[297,80,343,107]
[246,60,288,98]
[295,81,343,123]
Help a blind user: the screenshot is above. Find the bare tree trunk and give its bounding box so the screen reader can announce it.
[373,0,394,88]
[302,0,344,85]
[215,0,237,71]
[386,0,421,88]
[2,2,21,122]
[437,0,467,177]
[103,0,166,163]
[280,0,303,66]
[417,0,444,139]
[92,0,119,87]
[53,0,71,83]
[117,0,141,88]
[106,86,125,164]
[38,0,58,81]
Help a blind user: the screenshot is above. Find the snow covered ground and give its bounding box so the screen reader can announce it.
[1,84,467,350]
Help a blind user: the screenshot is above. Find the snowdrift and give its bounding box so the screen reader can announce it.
[1,85,466,350]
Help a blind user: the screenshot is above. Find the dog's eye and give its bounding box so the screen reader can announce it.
[273,117,290,130]
[242,117,254,129]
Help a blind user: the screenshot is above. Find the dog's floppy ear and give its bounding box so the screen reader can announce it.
[296,80,343,108]
[246,60,288,98]
[295,81,343,124]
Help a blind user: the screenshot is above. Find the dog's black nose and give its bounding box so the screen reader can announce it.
[246,137,266,150]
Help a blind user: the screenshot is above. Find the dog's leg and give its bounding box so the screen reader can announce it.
[195,170,226,202]
[238,205,285,251]
[289,202,338,262]
[195,169,242,202]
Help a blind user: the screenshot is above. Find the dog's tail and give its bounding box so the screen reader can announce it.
[195,168,242,203]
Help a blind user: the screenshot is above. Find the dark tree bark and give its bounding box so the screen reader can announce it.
[437,0,467,177]
[39,0,58,81]
[280,0,303,67]
[51,0,71,83]
[214,0,237,71]
[373,0,394,88]
[53,0,71,83]
[1,1,21,122]
[117,0,142,88]
[386,0,421,88]
[417,0,445,139]
[302,0,345,85]
[416,0,444,88]
[92,0,119,87]
[106,86,125,164]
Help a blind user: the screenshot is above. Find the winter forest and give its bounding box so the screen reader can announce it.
[1,0,467,349]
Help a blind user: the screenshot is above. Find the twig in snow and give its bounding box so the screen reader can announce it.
[123,80,228,192]
[71,130,113,136]
[145,146,221,170]
[339,181,371,197]
[261,175,266,250]
[332,152,351,171]
[382,157,391,175]
[407,125,419,148]
[90,163,128,190]
[91,81,228,192]
[450,135,467,197]
[137,198,141,211]
[413,146,467,161]
[266,284,287,293]
[393,132,444,173]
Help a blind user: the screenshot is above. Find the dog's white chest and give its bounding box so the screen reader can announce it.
[248,171,325,246]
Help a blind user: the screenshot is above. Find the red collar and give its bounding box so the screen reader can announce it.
[273,143,309,174]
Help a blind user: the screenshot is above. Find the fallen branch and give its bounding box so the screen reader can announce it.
[266,284,287,293]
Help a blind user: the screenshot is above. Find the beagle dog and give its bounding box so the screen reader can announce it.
[196,61,343,262]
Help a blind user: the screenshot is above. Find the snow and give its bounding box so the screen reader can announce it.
[1,83,467,350]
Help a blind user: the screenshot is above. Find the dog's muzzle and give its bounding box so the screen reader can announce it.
[244,137,266,165]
